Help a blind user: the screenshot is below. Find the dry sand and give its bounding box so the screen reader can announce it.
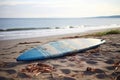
[0,29,120,80]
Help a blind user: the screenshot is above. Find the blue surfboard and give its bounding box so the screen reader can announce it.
[17,38,105,61]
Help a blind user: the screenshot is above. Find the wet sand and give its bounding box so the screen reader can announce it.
[0,29,120,80]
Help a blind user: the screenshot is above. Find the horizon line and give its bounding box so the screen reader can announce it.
[0,15,120,18]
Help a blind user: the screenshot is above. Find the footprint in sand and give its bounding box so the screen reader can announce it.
[62,76,76,80]
[60,60,67,63]
[95,73,106,79]
[105,59,114,64]
[86,60,98,65]
[61,69,71,74]
[17,72,31,78]
[105,66,115,70]
[52,64,61,67]
[0,53,6,55]
[0,69,16,74]
[0,76,14,80]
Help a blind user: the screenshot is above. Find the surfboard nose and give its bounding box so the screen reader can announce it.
[17,48,45,61]
[100,39,106,44]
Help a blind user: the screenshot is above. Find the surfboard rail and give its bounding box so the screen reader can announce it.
[17,38,105,61]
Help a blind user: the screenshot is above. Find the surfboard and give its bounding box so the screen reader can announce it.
[17,38,105,61]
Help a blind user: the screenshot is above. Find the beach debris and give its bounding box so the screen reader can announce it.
[86,67,97,72]
[113,61,120,72]
[86,67,106,74]
[61,36,80,39]
[20,62,54,76]
[115,74,120,80]
[68,56,81,63]
[68,56,78,61]
[111,74,120,80]
[18,41,41,45]
[113,61,120,67]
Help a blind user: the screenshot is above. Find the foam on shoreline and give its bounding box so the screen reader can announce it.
[0,24,120,40]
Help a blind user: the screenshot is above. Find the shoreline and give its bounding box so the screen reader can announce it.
[0,27,119,42]
[0,28,120,80]
[0,26,120,41]
[1,27,120,41]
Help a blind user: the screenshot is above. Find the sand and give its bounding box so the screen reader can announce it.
[0,28,120,80]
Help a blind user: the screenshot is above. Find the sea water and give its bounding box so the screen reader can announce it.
[0,18,120,40]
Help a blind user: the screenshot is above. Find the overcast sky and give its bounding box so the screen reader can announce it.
[0,0,120,18]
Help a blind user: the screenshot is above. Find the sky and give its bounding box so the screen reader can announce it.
[0,0,120,18]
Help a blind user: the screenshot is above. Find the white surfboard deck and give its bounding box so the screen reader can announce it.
[17,38,105,61]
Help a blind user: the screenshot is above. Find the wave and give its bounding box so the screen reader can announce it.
[0,24,120,32]
[0,27,52,32]
[3,26,85,31]
[0,24,120,40]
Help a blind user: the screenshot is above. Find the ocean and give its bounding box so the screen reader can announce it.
[0,18,120,40]
[0,18,120,30]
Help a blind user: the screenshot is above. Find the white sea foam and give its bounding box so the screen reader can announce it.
[0,24,120,40]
